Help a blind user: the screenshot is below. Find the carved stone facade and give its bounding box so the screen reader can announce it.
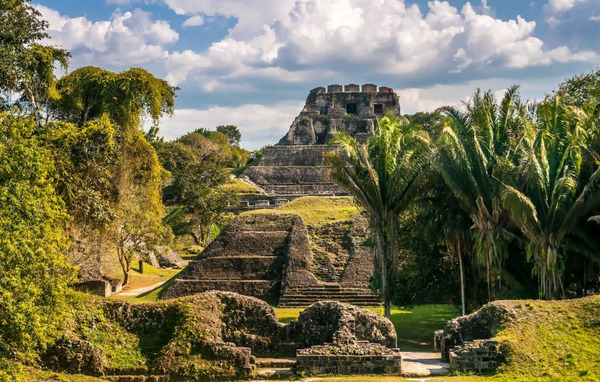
[279,84,400,146]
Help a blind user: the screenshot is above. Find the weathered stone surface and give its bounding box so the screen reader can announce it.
[290,301,397,348]
[439,303,512,362]
[154,246,185,268]
[42,336,108,376]
[449,339,498,372]
[162,214,318,303]
[309,217,372,286]
[216,292,284,354]
[296,342,402,375]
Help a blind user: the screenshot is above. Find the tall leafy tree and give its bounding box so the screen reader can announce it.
[216,124,241,147]
[0,112,75,358]
[437,86,526,301]
[500,96,600,298]
[175,163,237,246]
[0,0,69,113]
[327,114,432,318]
[53,66,177,130]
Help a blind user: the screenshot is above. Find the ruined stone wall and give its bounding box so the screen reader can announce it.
[448,340,498,372]
[293,301,401,376]
[296,343,402,375]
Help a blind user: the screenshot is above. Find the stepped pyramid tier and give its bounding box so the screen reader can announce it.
[163,213,380,307]
[240,84,402,199]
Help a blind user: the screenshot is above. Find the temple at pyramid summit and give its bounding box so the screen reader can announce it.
[239,84,402,206]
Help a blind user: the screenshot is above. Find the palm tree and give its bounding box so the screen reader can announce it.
[436,86,526,301]
[327,114,432,318]
[500,96,600,298]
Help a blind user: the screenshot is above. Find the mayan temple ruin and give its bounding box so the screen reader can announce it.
[164,84,402,307]
[239,84,401,205]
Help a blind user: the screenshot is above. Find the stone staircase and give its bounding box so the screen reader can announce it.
[104,366,168,382]
[279,284,381,307]
[255,357,296,379]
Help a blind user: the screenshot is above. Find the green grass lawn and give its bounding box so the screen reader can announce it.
[242,196,360,226]
[274,304,460,352]
[219,178,262,194]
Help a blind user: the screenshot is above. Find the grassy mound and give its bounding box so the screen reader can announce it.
[492,296,600,381]
[243,196,360,226]
[219,178,261,194]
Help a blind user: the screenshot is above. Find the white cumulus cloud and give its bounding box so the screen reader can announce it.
[162,0,599,89]
[34,5,178,66]
[158,102,303,149]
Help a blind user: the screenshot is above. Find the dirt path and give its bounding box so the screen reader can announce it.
[118,281,165,296]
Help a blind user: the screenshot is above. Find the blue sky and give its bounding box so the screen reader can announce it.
[34,0,600,150]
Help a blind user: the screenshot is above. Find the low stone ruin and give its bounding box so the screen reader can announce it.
[293,301,402,375]
[436,302,512,373]
[46,292,400,380]
[290,301,397,348]
[448,339,499,372]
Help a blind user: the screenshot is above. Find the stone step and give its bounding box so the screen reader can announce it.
[279,296,381,302]
[105,376,168,382]
[283,290,377,296]
[280,294,380,299]
[106,367,148,376]
[279,298,382,307]
[279,302,379,307]
[255,367,296,379]
[279,297,380,304]
[255,357,296,368]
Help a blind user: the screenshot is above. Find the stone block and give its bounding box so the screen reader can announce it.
[345,84,360,92]
[73,279,111,297]
[362,83,377,92]
[328,84,343,93]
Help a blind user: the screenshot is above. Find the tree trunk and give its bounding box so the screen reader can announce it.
[486,248,492,302]
[458,239,466,316]
[374,228,391,319]
[205,222,214,246]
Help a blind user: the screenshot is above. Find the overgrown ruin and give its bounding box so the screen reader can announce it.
[163,213,380,307]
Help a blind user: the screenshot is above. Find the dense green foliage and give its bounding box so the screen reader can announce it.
[53,66,177,129]
[0,0,69,113]
[0,113,75,359]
